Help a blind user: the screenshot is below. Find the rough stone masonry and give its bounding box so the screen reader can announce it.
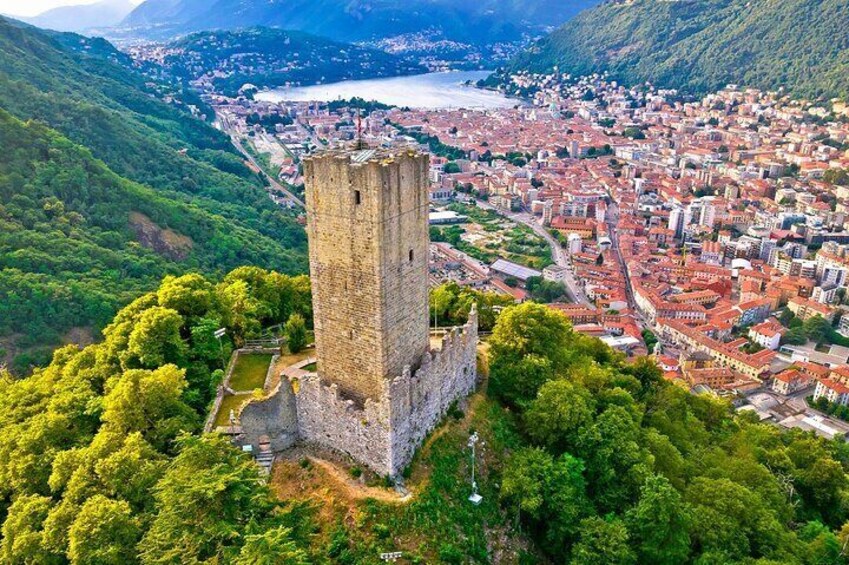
[294,147,479,477]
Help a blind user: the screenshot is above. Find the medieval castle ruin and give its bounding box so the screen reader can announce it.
[238,147,478,477]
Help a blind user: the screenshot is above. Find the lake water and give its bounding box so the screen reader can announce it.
[255,71,517,110]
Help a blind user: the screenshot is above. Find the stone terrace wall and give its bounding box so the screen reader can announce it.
[295,307,478,476]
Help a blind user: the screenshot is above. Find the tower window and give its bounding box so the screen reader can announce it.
[354,190,361,205]
[409,249,414,262]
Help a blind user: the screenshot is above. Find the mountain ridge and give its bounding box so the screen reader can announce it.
[507,0,849,100]
[22,0,137,32]
[121,0,601,43]
[159,27,425,95]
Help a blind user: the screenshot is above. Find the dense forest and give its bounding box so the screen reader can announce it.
[4,282,849,563]
[162,28,425,96]
[0,18,307,371]
[509,0,849,101]
[0,268,313,564]
[489,303,849,563]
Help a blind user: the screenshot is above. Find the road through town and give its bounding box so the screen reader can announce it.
[474,199,591,306]
[216,111,306,208]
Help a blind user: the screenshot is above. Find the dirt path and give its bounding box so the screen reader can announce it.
[273,446,412,505]
[305,456,412,504]
[270,380,488,506]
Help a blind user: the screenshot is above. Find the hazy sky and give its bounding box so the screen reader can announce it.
[1,0,142,17]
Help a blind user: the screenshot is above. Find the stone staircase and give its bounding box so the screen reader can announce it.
[255,435,275,476]
[255,449,275,476]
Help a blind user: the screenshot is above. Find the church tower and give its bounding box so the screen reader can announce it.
[303,148,431,403]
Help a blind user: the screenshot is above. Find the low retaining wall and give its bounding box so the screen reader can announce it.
[203,348,279,433]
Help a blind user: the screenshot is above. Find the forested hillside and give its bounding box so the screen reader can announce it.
[121,0,600,43]
[4,288,849,563]
[486,303,849,563]
[0,268,314,563]
[161,28,425,96]
[509,0,849,100]
[0,18,307,371]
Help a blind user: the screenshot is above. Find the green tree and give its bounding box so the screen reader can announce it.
[284,313,308,354]
[623,356,664,400]
[622,127,646,140]
[234,527,309,565]
[124,307,187,369]
[797,457,849,527]
[571,517,635,565]
[685,477,788,561]
[101,365,199,452]
[93,432,168,512]
[68,495,140,565]
[501,448,590,554]
[490,353,555,408]
[824,168,849,186]
[804,315,833,345]
[625,475,691,565]
[781,327,808,346]
[216,279,265,345]
[190,316,230,366]
[138,434,283,564]
[641,328,658,351]
[156,274,215,319]
[489,303,574,404]
[779,309,797,327]
[443,162,461,174]
[525,379,595,453]
[800,521,843,565]
[0,494,59,564]
[525,276,568,303]
[577,405,650,512]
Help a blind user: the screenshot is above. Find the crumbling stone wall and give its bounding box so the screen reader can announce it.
[239,380,299,453]
[295,308,478,477]
[388,308,479,472]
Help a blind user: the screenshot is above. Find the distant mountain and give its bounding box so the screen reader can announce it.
[24,0,137,32]
[121,0,601,43]
[160,27,425,95]
[0,17,306,369]
[508,0,849,101]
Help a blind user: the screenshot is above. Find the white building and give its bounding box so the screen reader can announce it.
[567,233,582,254]
[813,378,849,406]
[748,320,784,350]
[543,264,569,285]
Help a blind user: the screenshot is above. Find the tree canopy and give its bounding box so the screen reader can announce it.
[488,302,849,563]
[0,268,311,563]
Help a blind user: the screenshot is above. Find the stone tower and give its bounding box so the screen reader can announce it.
[303,148,431,403]
[287,146,478,477]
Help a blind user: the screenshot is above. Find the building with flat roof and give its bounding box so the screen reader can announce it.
[490,258,542,282]
[428,210,467,224]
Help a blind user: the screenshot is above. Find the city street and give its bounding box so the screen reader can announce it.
[474,199,592,306]
[216,111,306,208]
